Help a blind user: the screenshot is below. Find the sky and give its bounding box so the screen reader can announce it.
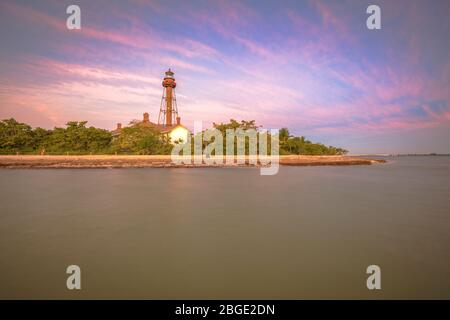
[0,0,449,154]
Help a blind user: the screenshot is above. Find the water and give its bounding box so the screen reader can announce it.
[0,156,449,299]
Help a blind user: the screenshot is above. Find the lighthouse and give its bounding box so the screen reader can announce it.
[158,68,179,126]
[113,68,190,144]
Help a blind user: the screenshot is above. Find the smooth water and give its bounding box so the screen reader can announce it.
[0,156,449,299]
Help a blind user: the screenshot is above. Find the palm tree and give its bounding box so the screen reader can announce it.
[279,128,293,153]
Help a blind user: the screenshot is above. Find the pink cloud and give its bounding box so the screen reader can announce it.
[1,0,449,139]
[310,0,353,43]
[1,1,221,64]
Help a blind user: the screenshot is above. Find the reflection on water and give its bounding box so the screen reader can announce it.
[0,156,449,299]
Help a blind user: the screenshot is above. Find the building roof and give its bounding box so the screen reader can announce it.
[111,114,190,137]
[133,120,189,133]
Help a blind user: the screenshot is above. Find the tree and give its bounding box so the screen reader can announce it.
[112,124,172,155]
[279,128,291,154]
[0,118,34,153]
[279,128,290,143]
[208,119,262,155]
[0,118,348,155]
[280,135,348,155]
[213,119,260,133]
[42,121,112,154]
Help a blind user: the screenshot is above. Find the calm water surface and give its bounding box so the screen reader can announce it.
[0,156,449,299]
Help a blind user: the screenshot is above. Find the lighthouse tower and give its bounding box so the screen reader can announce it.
[158,68,179,126]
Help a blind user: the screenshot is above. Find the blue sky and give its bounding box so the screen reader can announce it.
[0,0,449,153]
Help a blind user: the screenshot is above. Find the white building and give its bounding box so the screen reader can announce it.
[112,112,190,144]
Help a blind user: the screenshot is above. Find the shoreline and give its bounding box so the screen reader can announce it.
[0,155,386,169]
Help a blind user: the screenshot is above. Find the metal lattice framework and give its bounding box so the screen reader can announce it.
[158,69,179,126]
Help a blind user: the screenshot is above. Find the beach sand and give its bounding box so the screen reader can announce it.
[0,155,385,168]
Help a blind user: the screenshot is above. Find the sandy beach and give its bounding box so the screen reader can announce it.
[0,155,385,168]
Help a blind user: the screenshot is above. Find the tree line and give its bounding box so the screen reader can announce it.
[0,118,347,155]
[209,119,348,155]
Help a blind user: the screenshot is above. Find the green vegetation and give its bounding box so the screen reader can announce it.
[0,118,112,155]
[207,119,347,155]
[0,118,347,155]
[0,118,35,153]
[186,119,262,155]
[111,123,172,155]
[278,127,348,155]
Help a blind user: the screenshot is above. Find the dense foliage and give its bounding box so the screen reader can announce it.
[0,119,112,154]
[111,124,172,155]
[278,127,348,155]
[207,120,347,155]
[0,118,347,155]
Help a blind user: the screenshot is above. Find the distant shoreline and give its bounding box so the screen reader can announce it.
[350,153,450,157]
[0,155,386,169]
